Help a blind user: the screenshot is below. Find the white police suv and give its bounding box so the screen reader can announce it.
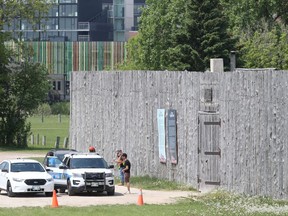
[48,153,115,196]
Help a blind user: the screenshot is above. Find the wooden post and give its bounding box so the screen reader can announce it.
[36,134,40,145]
[63,137,69,148]
[30,134,34,145]
[55,136,60,149]
[41,113,44,123]
[58,114,61,123]
[42,136,46,146]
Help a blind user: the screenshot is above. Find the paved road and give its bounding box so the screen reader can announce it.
[0,151,198,207]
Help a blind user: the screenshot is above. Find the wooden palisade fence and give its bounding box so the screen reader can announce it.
[70,70,288,199]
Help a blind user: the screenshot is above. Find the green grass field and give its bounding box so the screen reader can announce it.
[27,115,69,149]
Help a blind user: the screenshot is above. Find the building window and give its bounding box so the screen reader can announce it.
[53,81,56,90]
[57,81,61,90]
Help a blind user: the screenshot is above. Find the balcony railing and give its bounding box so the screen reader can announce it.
[78,22,90,30]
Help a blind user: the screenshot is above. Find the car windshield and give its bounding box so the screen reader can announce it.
[70,158,108,169]
[11,163,45,172]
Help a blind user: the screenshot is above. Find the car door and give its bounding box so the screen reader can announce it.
[46,157,67,187]
[0,162,9,189]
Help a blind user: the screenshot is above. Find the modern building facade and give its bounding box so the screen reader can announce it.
[4,0,145,42]
[4,0,145,100]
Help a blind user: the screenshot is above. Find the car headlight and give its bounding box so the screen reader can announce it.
[12,177,24,182]
[105,173,113,177]
[46,177,53,182]
[72,173,82,178]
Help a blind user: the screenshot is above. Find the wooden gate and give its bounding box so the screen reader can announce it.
[198,112,221,192]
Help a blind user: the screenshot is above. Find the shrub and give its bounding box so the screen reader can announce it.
[34,103,52,115]
[50,102,70,115]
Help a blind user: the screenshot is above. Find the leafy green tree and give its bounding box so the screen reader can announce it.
[0,0,53,30]
[0,43,50,147]
[239,24,288,69]
[221,0,288,33]
[0,1,51,147]
[123,0,235,71]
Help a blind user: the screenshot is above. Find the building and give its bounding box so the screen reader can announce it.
[4,0,145,100]
[4,0,145,42]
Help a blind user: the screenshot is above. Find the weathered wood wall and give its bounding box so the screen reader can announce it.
[70,70,288,199]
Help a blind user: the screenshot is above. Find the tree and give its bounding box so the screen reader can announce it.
[239,24,288,69]
[123,0,235,71]
[0,1,51,147]
[220,0,288,33]
[0,42,50,147]
[0,0,53,30]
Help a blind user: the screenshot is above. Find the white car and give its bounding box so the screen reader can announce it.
[49,153,115,196]
[0,159,54,197]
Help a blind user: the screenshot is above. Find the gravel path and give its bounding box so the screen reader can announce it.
[0,151,198,208]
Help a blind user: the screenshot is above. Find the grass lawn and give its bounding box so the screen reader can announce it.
[27,115,69,149]
[0,191,287,216]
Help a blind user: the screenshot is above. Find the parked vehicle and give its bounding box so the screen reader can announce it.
[0,159,54,197]
[43,149,77,193]
[49,153,115,196]
[43,148,77,164]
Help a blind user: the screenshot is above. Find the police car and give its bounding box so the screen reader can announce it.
[0,159,54,197]
[48,153,115,196]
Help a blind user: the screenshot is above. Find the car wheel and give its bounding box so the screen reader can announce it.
[67,180,75,196]
[7,181,15,197]
[107,188,115,196]
[45,192,53,197]
[59,188,66,193]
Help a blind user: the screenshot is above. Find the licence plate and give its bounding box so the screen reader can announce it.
[32,186,41,191]
[91,182,98,187]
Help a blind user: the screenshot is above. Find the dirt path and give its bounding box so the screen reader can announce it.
[0,151,199,207]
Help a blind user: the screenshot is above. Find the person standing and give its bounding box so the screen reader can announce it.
[115,150,124,185]
[121,153,131,194]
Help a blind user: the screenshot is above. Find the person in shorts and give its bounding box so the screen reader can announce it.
[121,153,131,194]
[115,150,124,185]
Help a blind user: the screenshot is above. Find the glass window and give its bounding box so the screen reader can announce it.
[59,0,78,3]
[49,5,59,17]
[59,5,77,17]
[57,81,61,90]
[59,18,77,30]
[11,163,45,172]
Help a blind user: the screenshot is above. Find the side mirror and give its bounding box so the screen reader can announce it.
[59,165,68,169]
[2,169,8,173]
[46,169,51,172]
[108,165,114,169]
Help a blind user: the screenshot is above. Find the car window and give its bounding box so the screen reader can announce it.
[11,163,45,172]
[3,162,9,171]
[47,157,62,167]
[70,158,108,169]
[0,162,5,170]
[55,154,65,162]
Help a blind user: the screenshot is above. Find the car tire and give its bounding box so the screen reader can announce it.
[45,192,53,197]
[7,181,15,197]
[59,188,66,193]
[107,188,115,196]
[67,180,75,196]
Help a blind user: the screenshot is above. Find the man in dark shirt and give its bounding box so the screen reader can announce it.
[121,153,131,194]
